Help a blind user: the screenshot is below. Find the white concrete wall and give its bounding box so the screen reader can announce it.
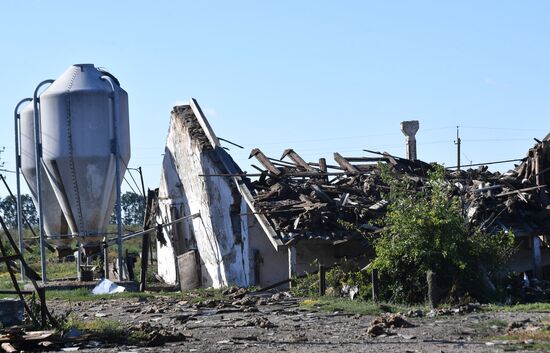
[156,149,192,284]
[156,106,250,288]
[248,214,289,288]
[294,241,338,274]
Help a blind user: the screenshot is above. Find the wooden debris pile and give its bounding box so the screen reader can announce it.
[247,138,550,243]
[455,138,550,237]
[248,148,432,243]
[0,329,58,352]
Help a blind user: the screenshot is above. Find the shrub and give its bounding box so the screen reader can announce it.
[371,164,515,304]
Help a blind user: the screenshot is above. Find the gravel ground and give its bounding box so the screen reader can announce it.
[46,294,550,353]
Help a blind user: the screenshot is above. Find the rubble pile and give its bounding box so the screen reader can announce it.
[366,313,415,337]
[127,322,189,346]
[248,148,430,243]
[247,139,550,243]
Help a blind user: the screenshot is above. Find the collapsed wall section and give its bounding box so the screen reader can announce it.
[156,105,250,287]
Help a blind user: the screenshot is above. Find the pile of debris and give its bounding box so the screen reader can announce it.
[0,329,58,352]
[248,148,429,243]
[247,138,550,243]
[366,313,415,337]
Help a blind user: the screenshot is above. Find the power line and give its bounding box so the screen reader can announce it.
[460,126,542,132]
[126,168,144,196]
[446,158,524,169]
[123,176,139,195]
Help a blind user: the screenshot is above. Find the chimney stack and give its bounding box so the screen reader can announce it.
[400,120,419,160]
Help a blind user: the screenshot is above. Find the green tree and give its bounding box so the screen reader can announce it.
[121,192,145,225]
[0,194,37,228]
[371,164,515,304]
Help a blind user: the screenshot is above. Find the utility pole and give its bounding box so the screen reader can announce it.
[454,126,461,171]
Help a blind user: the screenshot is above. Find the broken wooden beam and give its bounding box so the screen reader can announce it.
[333,152,360,173]
[281,149,317,171]
[249,148,282,176]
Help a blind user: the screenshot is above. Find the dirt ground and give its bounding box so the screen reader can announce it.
[41,291,550,353]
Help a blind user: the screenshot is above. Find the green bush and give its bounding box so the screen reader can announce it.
[291,259,371,299]
[371,164,515,304]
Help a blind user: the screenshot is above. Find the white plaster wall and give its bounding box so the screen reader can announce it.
[294,242,337,274]
[157,108,250,288]
[156,151,188,284]
[248,215,289,287]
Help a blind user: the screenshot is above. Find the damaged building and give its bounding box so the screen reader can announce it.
[156,99,550,289]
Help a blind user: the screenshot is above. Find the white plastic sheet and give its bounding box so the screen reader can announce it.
[92,278,126,295]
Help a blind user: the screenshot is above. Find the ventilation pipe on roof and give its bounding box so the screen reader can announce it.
[400,120,419,161]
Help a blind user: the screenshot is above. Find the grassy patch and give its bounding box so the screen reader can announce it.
[504,328,550,342]
[62,314,125,342]
[180,287,226,303]
[489,322,550,351]
[47,288,174,301]
[46,286,226,302]
[471,318,508,335]
[487,303,550,313]
[503,342,550,351]
[300,297,414,316]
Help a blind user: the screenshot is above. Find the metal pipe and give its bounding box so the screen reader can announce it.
[33,79,54,284]
[14,97,32,280]
[106,213,200,245]
[101,75,124,281]
[137,167,146,215]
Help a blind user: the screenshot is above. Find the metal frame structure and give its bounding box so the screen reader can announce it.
[32,80,55,284]
[14,97,32,280]
[0,213,54,327]
[101,75,124,281]
[14,73,130,284]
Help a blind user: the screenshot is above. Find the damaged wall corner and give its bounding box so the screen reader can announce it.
[156,104,251,288]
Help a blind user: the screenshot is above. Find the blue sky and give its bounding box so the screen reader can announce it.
[1,1,549,195]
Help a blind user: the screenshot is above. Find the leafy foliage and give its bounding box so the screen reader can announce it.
[291,259,371,299]
[121,192,145,225]
[371,164,515,304]
[0,191,144,228]
[0,194,37,227]
[109,192,145,225]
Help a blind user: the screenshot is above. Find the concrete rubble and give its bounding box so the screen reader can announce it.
[0,289,543,352]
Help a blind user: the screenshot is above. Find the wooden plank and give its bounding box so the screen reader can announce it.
[333,152,359,173]
[281,149,317,171]
[343,157,388,162]
[249,148,282,176]
[1,342,16,353]
[318,158,328,182]
[495,185,547,197]
[382,152,398,166]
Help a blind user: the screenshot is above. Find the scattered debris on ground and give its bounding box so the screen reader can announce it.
[366,313,415,337]
[1,289,548,352]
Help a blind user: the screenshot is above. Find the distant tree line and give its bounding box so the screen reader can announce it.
[0,192,146,228]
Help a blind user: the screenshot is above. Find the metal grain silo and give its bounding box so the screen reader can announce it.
[19,102,71,255]
[39,64,131,251]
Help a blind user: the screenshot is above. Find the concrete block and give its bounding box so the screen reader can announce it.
[0,299,24,326]
[177,250,200,291]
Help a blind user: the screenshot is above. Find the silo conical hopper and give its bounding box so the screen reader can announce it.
[39,64,131,253]
[19,101,72,257]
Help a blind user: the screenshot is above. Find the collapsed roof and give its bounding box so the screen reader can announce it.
[162,100,550,251]
[246,138,550,245]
